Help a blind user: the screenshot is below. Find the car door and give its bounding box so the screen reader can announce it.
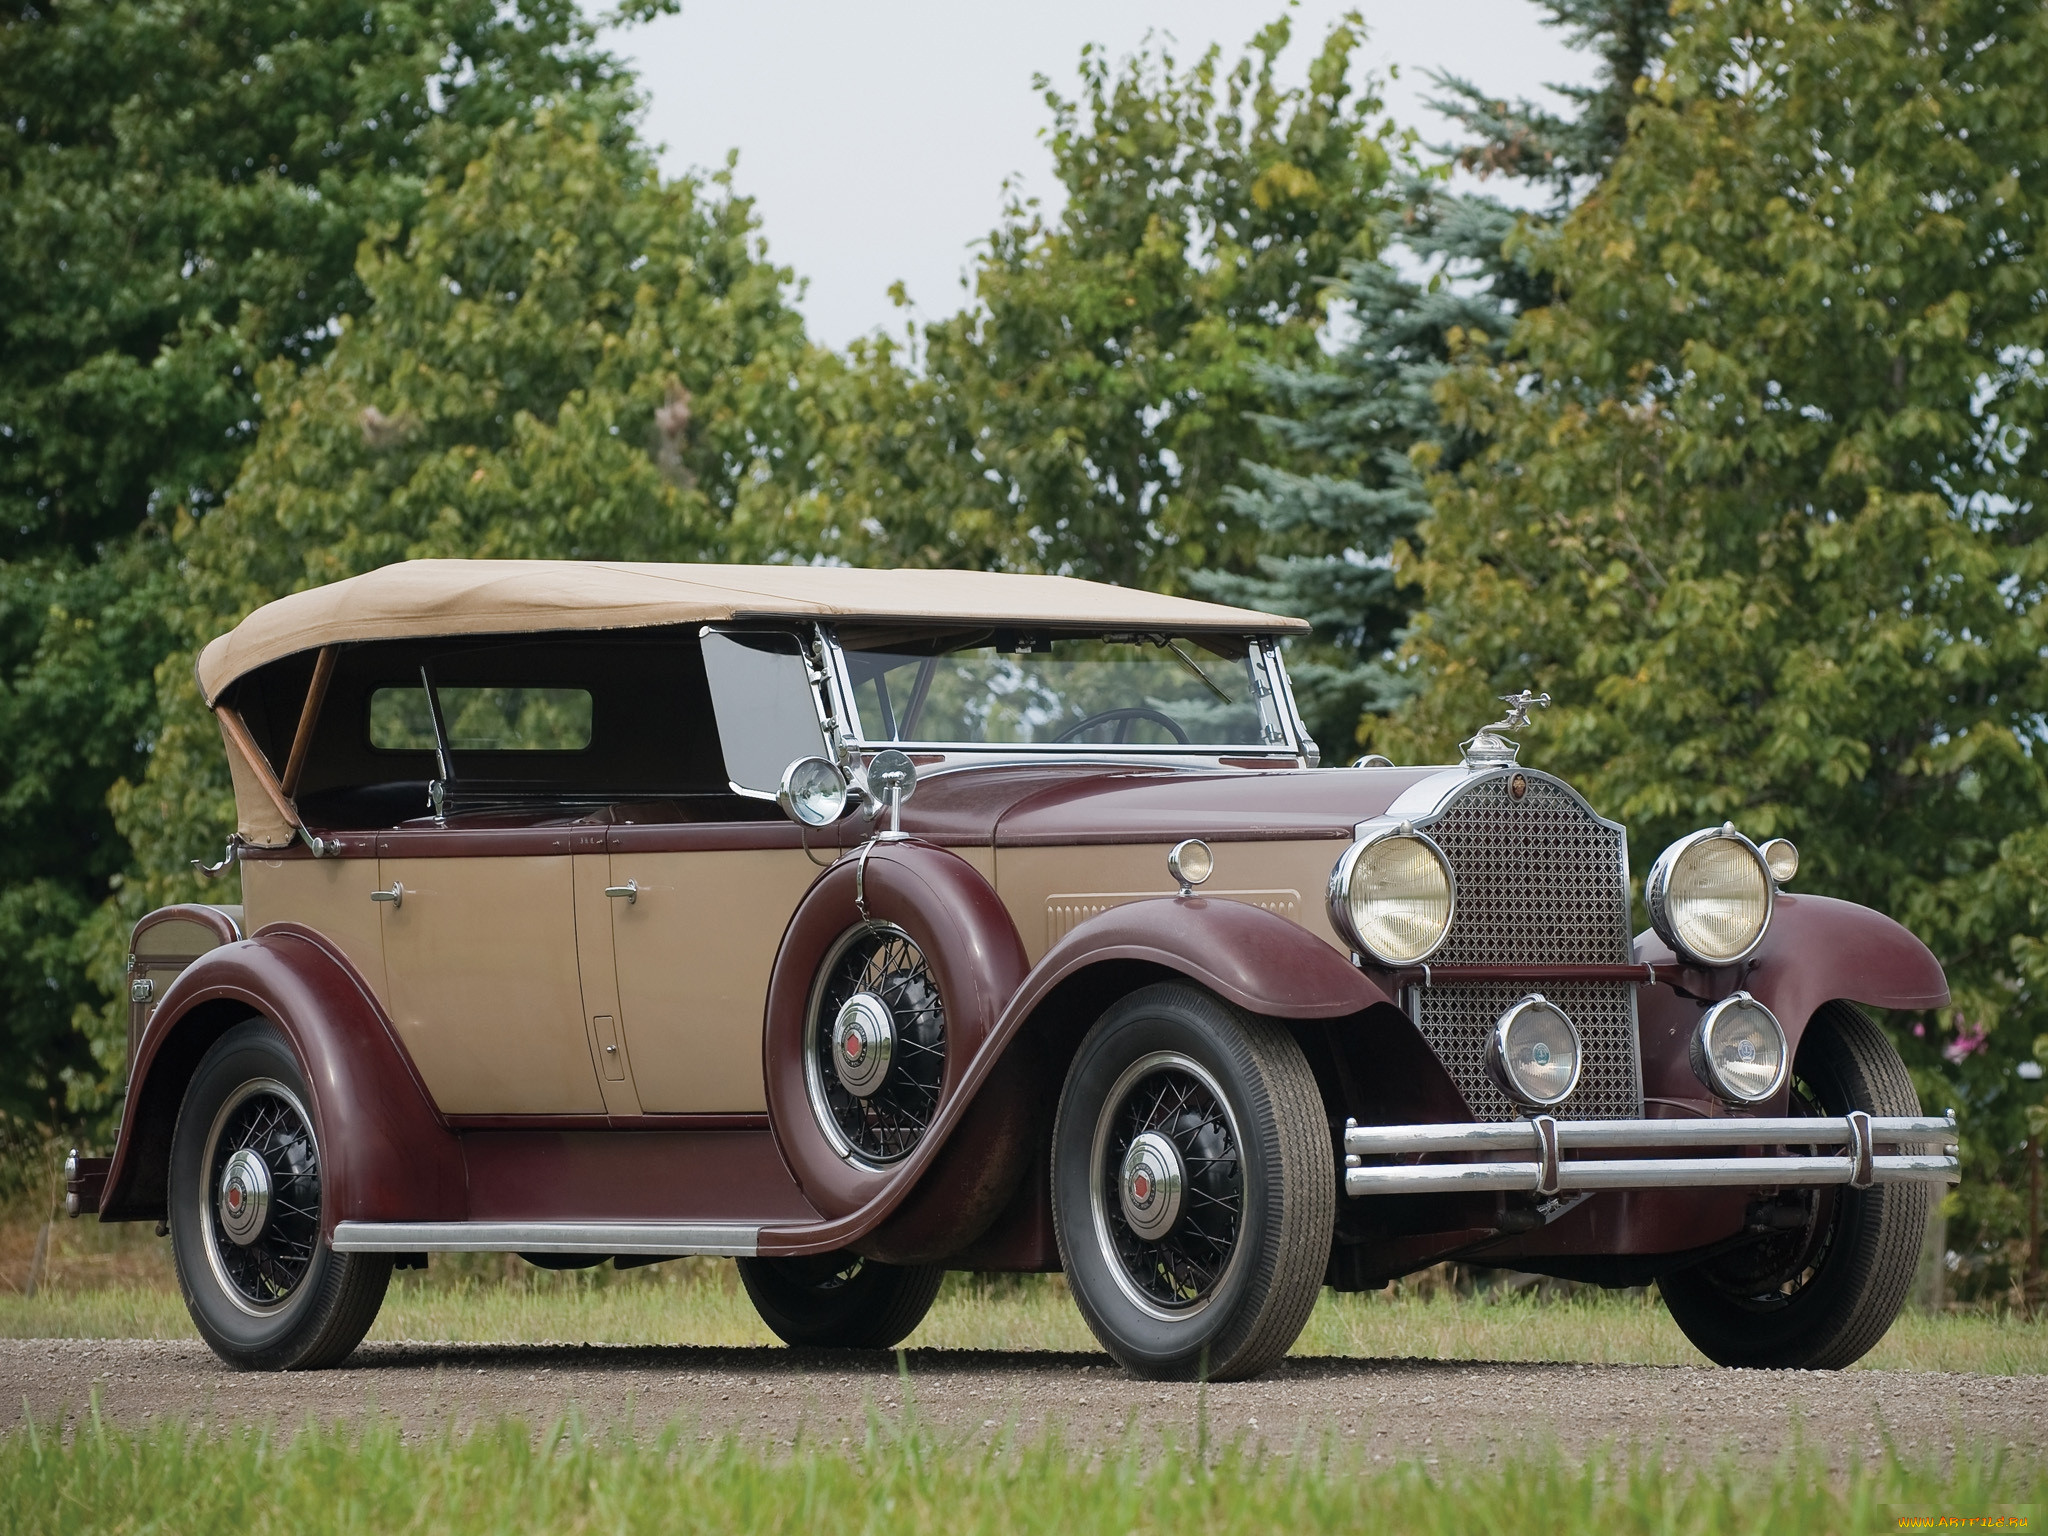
[375,825,606,1115]
[598,823,823,1112]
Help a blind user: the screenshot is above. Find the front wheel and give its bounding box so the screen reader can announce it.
[1661,1001,1932,1369]
[1051,984,1333,1381]
[168,1019,391,1370]
[736,1252,944,1349]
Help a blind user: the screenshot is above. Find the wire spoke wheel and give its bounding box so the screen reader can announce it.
[805,923,946,1165]
[1689,1075,1839,1309]
[1052,985,1332,1381]
[202,1079,322,1312]
[1091,1052,1245,1315]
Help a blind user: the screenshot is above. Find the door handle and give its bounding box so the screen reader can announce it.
[370,883,405,909]
[604,881,638,905]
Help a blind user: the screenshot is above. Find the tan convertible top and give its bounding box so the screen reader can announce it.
[195,559,1308,705]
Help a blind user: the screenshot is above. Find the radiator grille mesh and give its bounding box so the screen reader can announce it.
[1413,771,1642,1121]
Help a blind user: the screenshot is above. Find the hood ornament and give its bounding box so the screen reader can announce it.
[1462,690,1550,766]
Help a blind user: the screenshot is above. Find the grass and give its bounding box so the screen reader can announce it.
[3,1196,2045,1372]
[7,1407,2042,1536]
[4,1257,2047,1374]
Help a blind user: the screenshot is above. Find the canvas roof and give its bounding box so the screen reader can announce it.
[194,559,1309,704]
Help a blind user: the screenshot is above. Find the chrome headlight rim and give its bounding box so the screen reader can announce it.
[1691,990,1790,1104]
[1645,824,1775,968]
[1325,822,1457,967]
[1486,993,1584,1109]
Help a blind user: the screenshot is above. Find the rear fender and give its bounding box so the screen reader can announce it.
[99,924,464,1235]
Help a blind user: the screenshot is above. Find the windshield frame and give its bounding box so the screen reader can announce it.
[815,626,1311,761]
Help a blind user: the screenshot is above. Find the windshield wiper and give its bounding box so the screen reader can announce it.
[1158,638,1234,705]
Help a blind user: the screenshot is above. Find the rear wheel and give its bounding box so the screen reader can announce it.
[1051,983,1332,1381]
[736,1252,944,1349]
[1661,1001,1931,1369]
[168,1019,391,1370]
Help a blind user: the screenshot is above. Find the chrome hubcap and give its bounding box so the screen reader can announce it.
[216,1148,273,1246]
[1118,1130,1184,1240]
[1090,1050,1245,1319]
[832,992,896,1098]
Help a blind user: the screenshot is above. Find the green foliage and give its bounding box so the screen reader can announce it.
[0,0,667,1126]
[1197,2,1669,755]
[1386,0,2048,1292]
[824,15,1400,591]
[4,1412,2040,1536]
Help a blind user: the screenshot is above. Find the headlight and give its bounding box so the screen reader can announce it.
[1487,995,1582,1108]
[1327,826,1455,965]
[1646,824,1773,965]
[1691,992,1788,1103]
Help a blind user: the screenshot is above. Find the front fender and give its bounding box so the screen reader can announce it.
[1635,892,1948,1109]
[100,924,464,1235]
[757,880,1393,1258]
[1012,894,1394,1022]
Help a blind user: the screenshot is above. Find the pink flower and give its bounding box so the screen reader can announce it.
[1942,1015,1989,1064]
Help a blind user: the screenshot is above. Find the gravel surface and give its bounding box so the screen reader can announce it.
[6,1339,2045,1466]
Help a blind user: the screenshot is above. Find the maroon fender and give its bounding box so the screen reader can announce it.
[1009,894,1395,1023]
[756,878,1396,1259]
[1635,891,1949,1111]
[99,923,464,1235]
[762,841,1032,1240]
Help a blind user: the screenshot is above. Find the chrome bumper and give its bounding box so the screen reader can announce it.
[1341,1111,1959,1198]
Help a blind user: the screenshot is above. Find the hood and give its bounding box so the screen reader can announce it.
[896,762,1453,848]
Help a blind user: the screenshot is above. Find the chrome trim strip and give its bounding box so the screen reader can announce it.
[329,1221,760,1257]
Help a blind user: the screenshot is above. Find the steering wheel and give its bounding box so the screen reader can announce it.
[1053,707,1191,745]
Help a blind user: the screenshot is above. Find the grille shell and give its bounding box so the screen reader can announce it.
[1408,770,1642,1121]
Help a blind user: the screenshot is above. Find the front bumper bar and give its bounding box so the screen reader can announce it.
[1342,1111,1959,1198]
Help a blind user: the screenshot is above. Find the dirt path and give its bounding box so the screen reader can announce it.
[5,1339,2043,1466]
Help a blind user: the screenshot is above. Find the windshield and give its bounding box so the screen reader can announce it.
[836,632,1288,749]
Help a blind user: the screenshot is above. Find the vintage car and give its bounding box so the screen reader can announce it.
[66,560,1958,1378]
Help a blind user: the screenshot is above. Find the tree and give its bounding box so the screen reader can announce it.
[0,0,664,1124]
[823,14,1401,593]
[1194,1,1670,755]
[1385,0,2048,1295]
[74,109,824,1096]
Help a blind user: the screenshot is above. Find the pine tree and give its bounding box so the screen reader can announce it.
[1194,2,1669,757]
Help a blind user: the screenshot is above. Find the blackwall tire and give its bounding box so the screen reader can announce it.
[1051,983,1332,1382]
[736,1252,944,1349]
[167,1019,391,1371]
[1660,1001,1932,1370]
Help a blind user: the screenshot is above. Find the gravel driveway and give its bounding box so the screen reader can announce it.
[6,1339,2044,1467]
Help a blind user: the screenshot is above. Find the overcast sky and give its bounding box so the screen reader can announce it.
[604,2,1598,348]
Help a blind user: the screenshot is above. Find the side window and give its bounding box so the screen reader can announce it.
[369,686,593,753]
[700,629,828,796]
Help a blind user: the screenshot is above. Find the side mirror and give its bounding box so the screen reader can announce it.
[866,748,916,839]
[778,756,853,828]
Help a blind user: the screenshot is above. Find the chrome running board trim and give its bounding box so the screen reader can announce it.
[1342,1111,1959,1198]
[329,1221,759,1257]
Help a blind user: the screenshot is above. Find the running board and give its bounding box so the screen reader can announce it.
[329,1221,759,1257]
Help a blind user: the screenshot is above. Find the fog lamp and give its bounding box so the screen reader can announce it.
[1691,992,1788,1103]
[1488,995,1582,1108]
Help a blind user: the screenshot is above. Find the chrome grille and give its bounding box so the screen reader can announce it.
[1428,773,1631,967]
[1414,771,1642,1121]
